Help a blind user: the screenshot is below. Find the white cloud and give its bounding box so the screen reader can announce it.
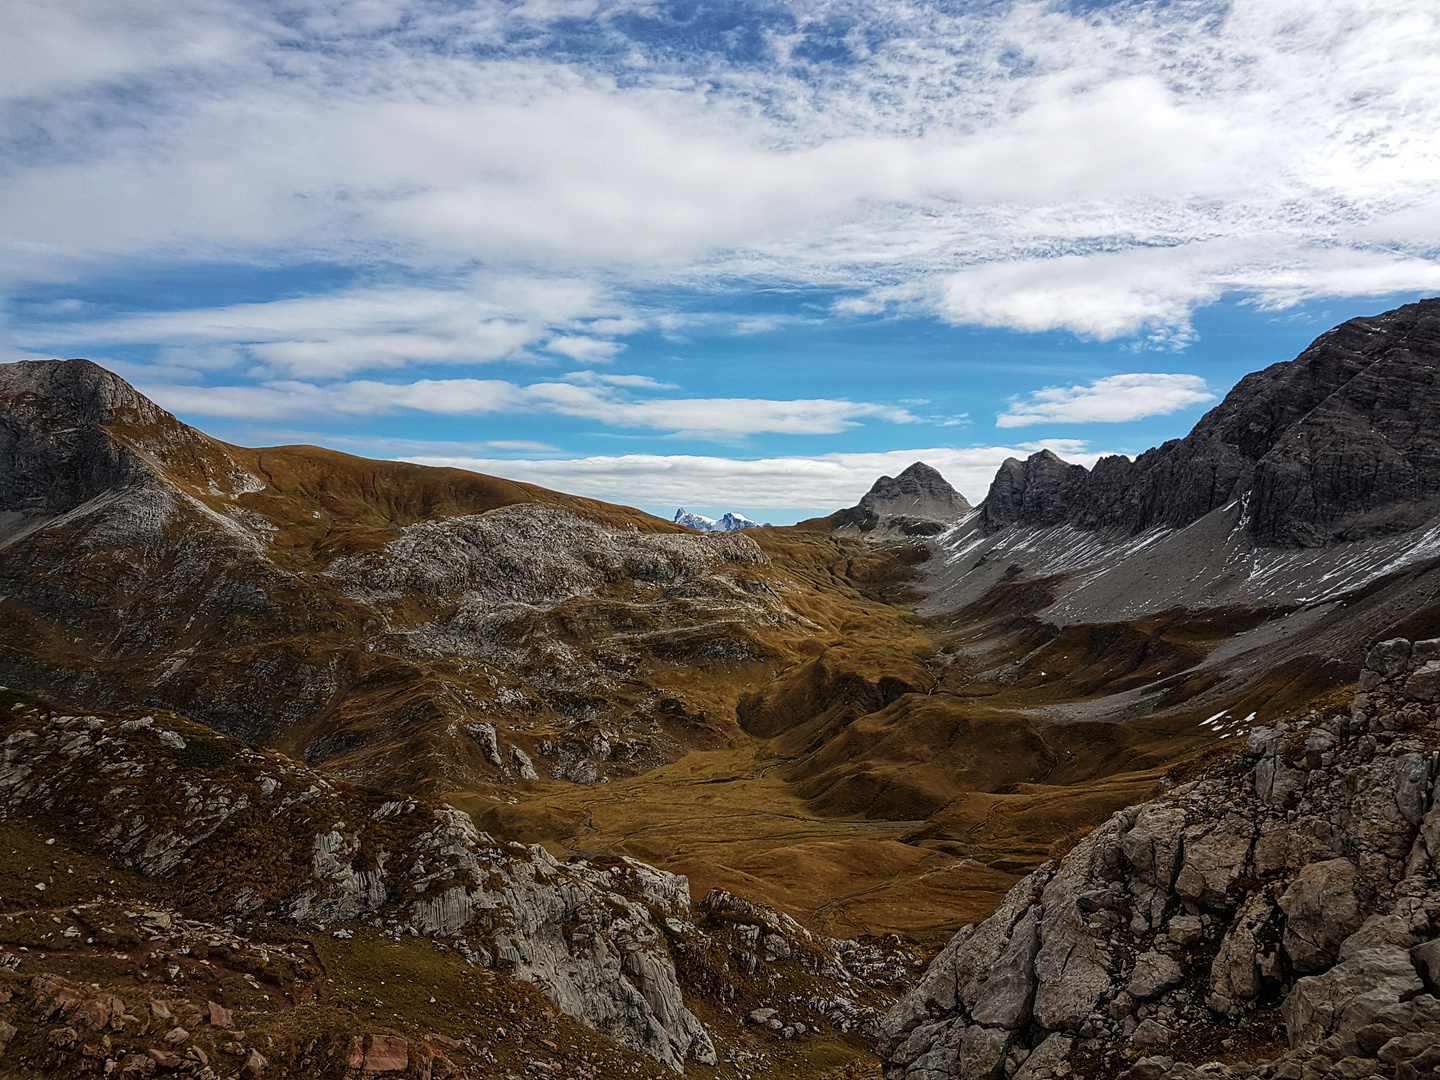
[997,373,1216,428]
[140,374,918,437]
[20,277,630,378]
[402,442,1110,510]
[3,0,1440,344]
[546,336,624,362]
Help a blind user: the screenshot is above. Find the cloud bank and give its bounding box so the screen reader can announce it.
[3,0,1440,353]
[407,443,1109,512]
[141,375,919,438]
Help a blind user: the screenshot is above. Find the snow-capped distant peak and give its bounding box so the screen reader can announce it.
[673,509,771,532]
[673,508,719,531]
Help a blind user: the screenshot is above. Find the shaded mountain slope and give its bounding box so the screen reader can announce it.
[982,298,1440,545]
[0,359,918,795]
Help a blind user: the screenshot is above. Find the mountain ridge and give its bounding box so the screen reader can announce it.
[978,298,1440,547]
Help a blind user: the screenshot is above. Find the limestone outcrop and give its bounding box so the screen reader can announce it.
[0,704,715,1071]
[880,637,1440,1080]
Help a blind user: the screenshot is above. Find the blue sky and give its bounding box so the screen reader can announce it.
[4,0,1440,523]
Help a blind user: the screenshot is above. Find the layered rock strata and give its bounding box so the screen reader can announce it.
[880,637,1440,1080]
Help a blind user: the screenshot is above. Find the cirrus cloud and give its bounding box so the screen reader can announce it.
[996,374,1216,428]
[139,374,920,439]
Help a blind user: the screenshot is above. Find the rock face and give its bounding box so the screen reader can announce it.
[0,704,715,1071]
[834,462,972,537]
[880,636,1440,1080]
[980,298,1440,546]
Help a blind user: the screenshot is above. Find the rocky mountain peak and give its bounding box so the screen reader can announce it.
[833,461,972,538]
[0,357,168,426]
[0,357,189,517]
[861,462,973,519]
[976,297,1440,546]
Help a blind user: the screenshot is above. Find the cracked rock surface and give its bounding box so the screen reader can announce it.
[880,636,1440,1080]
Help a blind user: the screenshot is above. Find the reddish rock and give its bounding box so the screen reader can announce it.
[150,1000,172,1022]
[146,1048,181,1068]
[425,1032,461,1050]
[0,1019,16,1055]
[185,1045,209,1066]
[346,1035,365,1070]
[163,1026,188,1044]
[48,1025,79,1048]
[241,1048,267,1079]
[118,1053,157,1080]
[74,997,112,1031]
[206,1000,233,1029]
[364,1035,410,1073]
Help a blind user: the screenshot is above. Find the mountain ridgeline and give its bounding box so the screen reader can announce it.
[980,299,1440,546]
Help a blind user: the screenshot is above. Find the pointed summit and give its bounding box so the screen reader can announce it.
[833,461,971,537]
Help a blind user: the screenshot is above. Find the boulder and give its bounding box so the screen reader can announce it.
[1121,807,1187,892]
[1366,639,1412,678]
[1278,859,1363,973]
[968,906,1041,1028]
[1411,938,1440,992]
[363,1036,408,1074]
[960,1024,1013,1080]
[1127,951,1183,1000]
[1174,820,1253,910]
[1282,946,1423,1051]
[1404,662,1440,701]
[1011,1033,1074,1080]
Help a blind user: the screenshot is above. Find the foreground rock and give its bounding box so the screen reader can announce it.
[0,703,715,1070]
[880,637,1440,1080]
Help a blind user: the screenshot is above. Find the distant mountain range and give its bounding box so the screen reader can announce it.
[673,507,771,531]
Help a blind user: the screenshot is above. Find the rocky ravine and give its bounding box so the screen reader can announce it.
[881,637,1440,1080]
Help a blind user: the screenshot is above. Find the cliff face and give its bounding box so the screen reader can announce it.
[880,637,1440,1080]
[980,299,1440,546]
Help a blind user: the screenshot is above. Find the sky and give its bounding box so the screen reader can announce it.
[3,0,1440,524]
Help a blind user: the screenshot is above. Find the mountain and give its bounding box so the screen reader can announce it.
[881,636,1440,1080]
[10,299,1440,1080]
[672,509,771,531]
[0,359,852,795]
[980,298,1440,545]
[831,462,973,538]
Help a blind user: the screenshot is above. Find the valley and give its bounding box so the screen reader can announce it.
[5,299,1440,1079]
